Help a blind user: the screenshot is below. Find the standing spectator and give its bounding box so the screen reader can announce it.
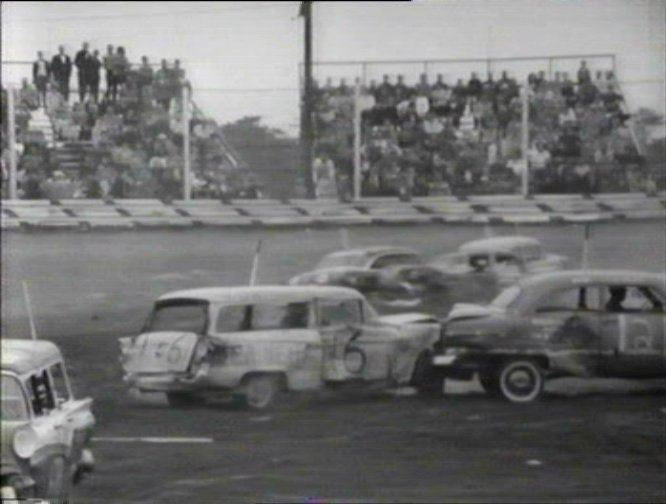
[375,75,395,108]
[113,47,130,97]
[394,75,410,104]
[467,72,483,103]
[87,50,102,104]
[577,60,591,85]
[560,72,576,108]
[32,51,50,108]
[414,73,431,97]
[154,60,171,111]
[103,45,117,101]
[50,45,72,102]
[137,56,154,105]
[74,42,92,102]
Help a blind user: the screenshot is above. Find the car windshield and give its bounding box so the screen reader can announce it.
[1,373,30,421]
[147,300,208,333]
[490,285,522,310]
[316,253,366,269]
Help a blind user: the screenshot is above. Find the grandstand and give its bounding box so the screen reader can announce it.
[306,54,658,199]
[1,53,261,201]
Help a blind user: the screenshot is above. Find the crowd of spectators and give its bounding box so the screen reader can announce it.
[311,60,653,198]
[1,42,261,200]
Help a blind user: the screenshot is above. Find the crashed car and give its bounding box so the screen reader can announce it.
[289,246,431,297]
[432,236,568,288]
[1,339,95,501]
[430,270,666,402]
[119,285,440,409]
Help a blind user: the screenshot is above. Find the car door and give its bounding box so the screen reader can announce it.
[47,362,95,468]
[597,285,666,378]
[529,285,600,376]
[318,297,366,382]
[24,369,71,467]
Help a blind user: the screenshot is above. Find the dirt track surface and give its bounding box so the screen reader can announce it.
[2,222,665,503]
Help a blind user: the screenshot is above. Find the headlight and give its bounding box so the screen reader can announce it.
[13,427,38,459]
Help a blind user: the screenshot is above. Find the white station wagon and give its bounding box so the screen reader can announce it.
[119,285,440,409]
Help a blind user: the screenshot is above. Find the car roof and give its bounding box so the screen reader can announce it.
[518,269,666,291]
[1,339,63,376]
[459,236,540,255]
[158,285,365,304]
[322,246,421,260]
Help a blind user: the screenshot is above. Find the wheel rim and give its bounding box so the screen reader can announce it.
[500,362,542,402]
[246,377,275,409]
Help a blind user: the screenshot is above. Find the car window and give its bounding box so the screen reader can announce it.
[26,370,56,417]
[371,254,422,269]
[252,302,310,330]
[319,299,363,326]
[468,254,491,271]
[516,245,542,262]
[148,301,208,333]
[215,305,250,333]
[1,374,30,421]
[316,253,364,269]
[603,285,664,313]
[535,287,588,313]
[48,363,70,403]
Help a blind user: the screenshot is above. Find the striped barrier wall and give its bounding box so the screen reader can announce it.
[1,193,664,230]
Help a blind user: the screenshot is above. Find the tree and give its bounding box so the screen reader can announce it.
[220,117,300,199]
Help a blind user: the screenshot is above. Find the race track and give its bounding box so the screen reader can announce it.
[2,221,665,503]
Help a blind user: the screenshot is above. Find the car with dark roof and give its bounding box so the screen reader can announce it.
[429,270,665,402]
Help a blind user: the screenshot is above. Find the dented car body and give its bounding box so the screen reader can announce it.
[431,236,568,288]
[1,339,95,501]
[431,270,666,402]
[120,286,440,409]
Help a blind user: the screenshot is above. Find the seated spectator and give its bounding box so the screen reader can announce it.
[40,170,76,201]
[19,79,40,111]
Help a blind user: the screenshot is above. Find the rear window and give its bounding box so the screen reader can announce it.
[148,300,208,333]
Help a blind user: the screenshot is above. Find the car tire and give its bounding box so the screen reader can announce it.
[35,455,70,501]
[166,392,203,408]
[497,358,544,403]
[238,375,280,410]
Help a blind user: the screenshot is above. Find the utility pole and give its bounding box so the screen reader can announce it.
[300,1,315,198]
[182,84,191,201]
[7,85,18,200]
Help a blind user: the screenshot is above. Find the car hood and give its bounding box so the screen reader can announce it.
[447,302,505,323]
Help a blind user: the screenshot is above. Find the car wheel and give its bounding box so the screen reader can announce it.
[166,392,203,408]
[35,455,70,501]
[497,359,544,403]
[239,375,280,410]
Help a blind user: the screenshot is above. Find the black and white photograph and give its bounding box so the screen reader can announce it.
[1,1,665,503]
